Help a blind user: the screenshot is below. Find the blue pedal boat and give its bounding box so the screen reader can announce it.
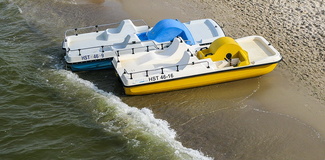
[62,19,225,71]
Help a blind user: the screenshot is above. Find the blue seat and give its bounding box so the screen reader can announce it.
[137,19,195,45]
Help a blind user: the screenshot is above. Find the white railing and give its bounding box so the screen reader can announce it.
[66,40,171,58]
[123,60,211,80]
[64,19,147,38]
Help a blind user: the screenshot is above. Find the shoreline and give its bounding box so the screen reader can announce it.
[83,0,325,158]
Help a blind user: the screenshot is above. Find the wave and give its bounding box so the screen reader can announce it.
[46,69,213,160]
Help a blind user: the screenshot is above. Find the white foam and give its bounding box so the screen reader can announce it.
[52,69,213,160]
[53,0,77,5]
[8,0,23,13]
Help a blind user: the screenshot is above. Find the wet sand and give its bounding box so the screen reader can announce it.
[79,0,325,159]
[121,68,325,159]
[120,0,325,159]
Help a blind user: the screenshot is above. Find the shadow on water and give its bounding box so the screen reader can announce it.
[76,69,125,96]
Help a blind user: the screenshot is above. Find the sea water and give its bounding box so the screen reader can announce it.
[0,0,212,159]
[1,0,325,159]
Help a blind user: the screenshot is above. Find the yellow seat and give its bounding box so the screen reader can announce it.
[197,37,250,66]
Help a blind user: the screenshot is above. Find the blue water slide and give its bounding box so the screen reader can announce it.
[137,19,195,45]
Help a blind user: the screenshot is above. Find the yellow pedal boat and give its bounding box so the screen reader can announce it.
[113,36,282,95]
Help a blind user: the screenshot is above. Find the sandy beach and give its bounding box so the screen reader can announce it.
[197,0,325,101]
[118,0,325,159]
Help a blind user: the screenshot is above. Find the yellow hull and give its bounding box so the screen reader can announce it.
[124,63,279,95]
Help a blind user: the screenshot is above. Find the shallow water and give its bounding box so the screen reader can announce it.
[0,0,212,159]
[1,0,325,160]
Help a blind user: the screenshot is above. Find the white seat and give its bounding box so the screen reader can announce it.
[135,38,188,66]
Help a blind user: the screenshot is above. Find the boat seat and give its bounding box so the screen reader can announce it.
[184,19,221,44]
[111,34,141,49]
[236,50,250,66]
[136,37,188,66]
[100,20,139,44]
[106,19,137,34]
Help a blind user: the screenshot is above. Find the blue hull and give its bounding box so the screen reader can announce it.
[68,59,113,71]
